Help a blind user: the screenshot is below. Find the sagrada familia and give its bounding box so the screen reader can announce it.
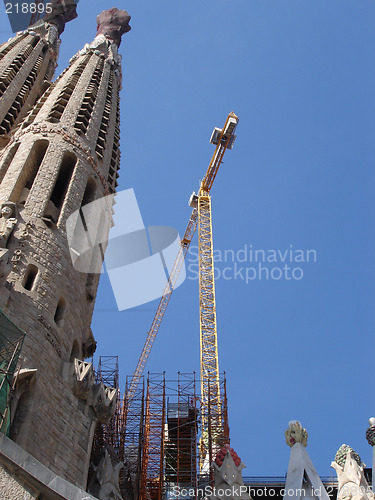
[0,2,374,500]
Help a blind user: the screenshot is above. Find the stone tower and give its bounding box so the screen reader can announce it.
[0,0,78,148]
[0,7,131,490]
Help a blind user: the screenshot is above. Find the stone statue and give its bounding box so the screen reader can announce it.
[0,203,17,249]
[285,420,308,447]
[207,444,251,500]
[96,8,131,47]
[331,445,374,500]
[43,0,78,36]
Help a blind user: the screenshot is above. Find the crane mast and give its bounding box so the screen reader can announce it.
[121,113,239,470]
[194,113,238,470]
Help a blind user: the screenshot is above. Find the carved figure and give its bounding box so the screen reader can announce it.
[331,445,374,500]
[285,420,308,447]
[0,203,17,249]
[92,449,123,500]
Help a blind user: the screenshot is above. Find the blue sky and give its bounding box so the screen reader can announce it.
[1,0,375,477]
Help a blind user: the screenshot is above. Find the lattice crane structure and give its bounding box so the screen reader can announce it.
[122,112,239,472]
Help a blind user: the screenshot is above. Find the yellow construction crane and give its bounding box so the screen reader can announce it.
[122,112,239,467]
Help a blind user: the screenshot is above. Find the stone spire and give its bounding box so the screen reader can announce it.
[43,0,78,36]
[0,7,130,488]
[283,421,330,500]
[0,0,78,146]
[96,7,131,47]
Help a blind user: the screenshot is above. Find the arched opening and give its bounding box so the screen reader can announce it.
[10,140,49,205]
[54,297,66,326]
[22,264,38,291]
[85,207,108,301]
[44,151,76,224]
[81,177,97,208]
[0,142,20,184]
[70,340,80,362]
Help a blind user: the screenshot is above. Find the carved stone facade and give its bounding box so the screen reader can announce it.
[0,6,130,490]
[0,0,78,147]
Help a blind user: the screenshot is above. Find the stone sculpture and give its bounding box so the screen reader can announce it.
[208,444,251,500]
[43,0,78,36]
[331,445,374,500]
[366,418,375,447]
[90,449,124,500]
[0,202,17,249]
[285,420,308,447]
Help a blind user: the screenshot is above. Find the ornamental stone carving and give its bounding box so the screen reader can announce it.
[90,384,117,424]
[72,359,95,400]
[285,420,308,447]
[0,202,17,249]
[208,444,251,500]
[331,446,373,500]
[366,418,375,447]
[91,449,123,500]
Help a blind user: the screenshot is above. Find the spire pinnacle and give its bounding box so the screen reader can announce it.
[43,0,78,35]
[96,8,131,47]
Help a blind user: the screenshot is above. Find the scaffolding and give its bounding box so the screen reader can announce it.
[165,373,198,489]
[96,355,119,389]
[141,373,166,500]
[0,309,26,436]
[91,356,120,465]
[95,370,228,500]
[117,372,228,500]
[119,375,145,500]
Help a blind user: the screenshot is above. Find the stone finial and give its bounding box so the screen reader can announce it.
[331,446,373,500]
[366,418,375,446]
[208,443,250,500]
[43,0,78,35]
[334,444,363,469]
[96,8,131,47]
[285,421,308,447]
[215,444,241,468]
